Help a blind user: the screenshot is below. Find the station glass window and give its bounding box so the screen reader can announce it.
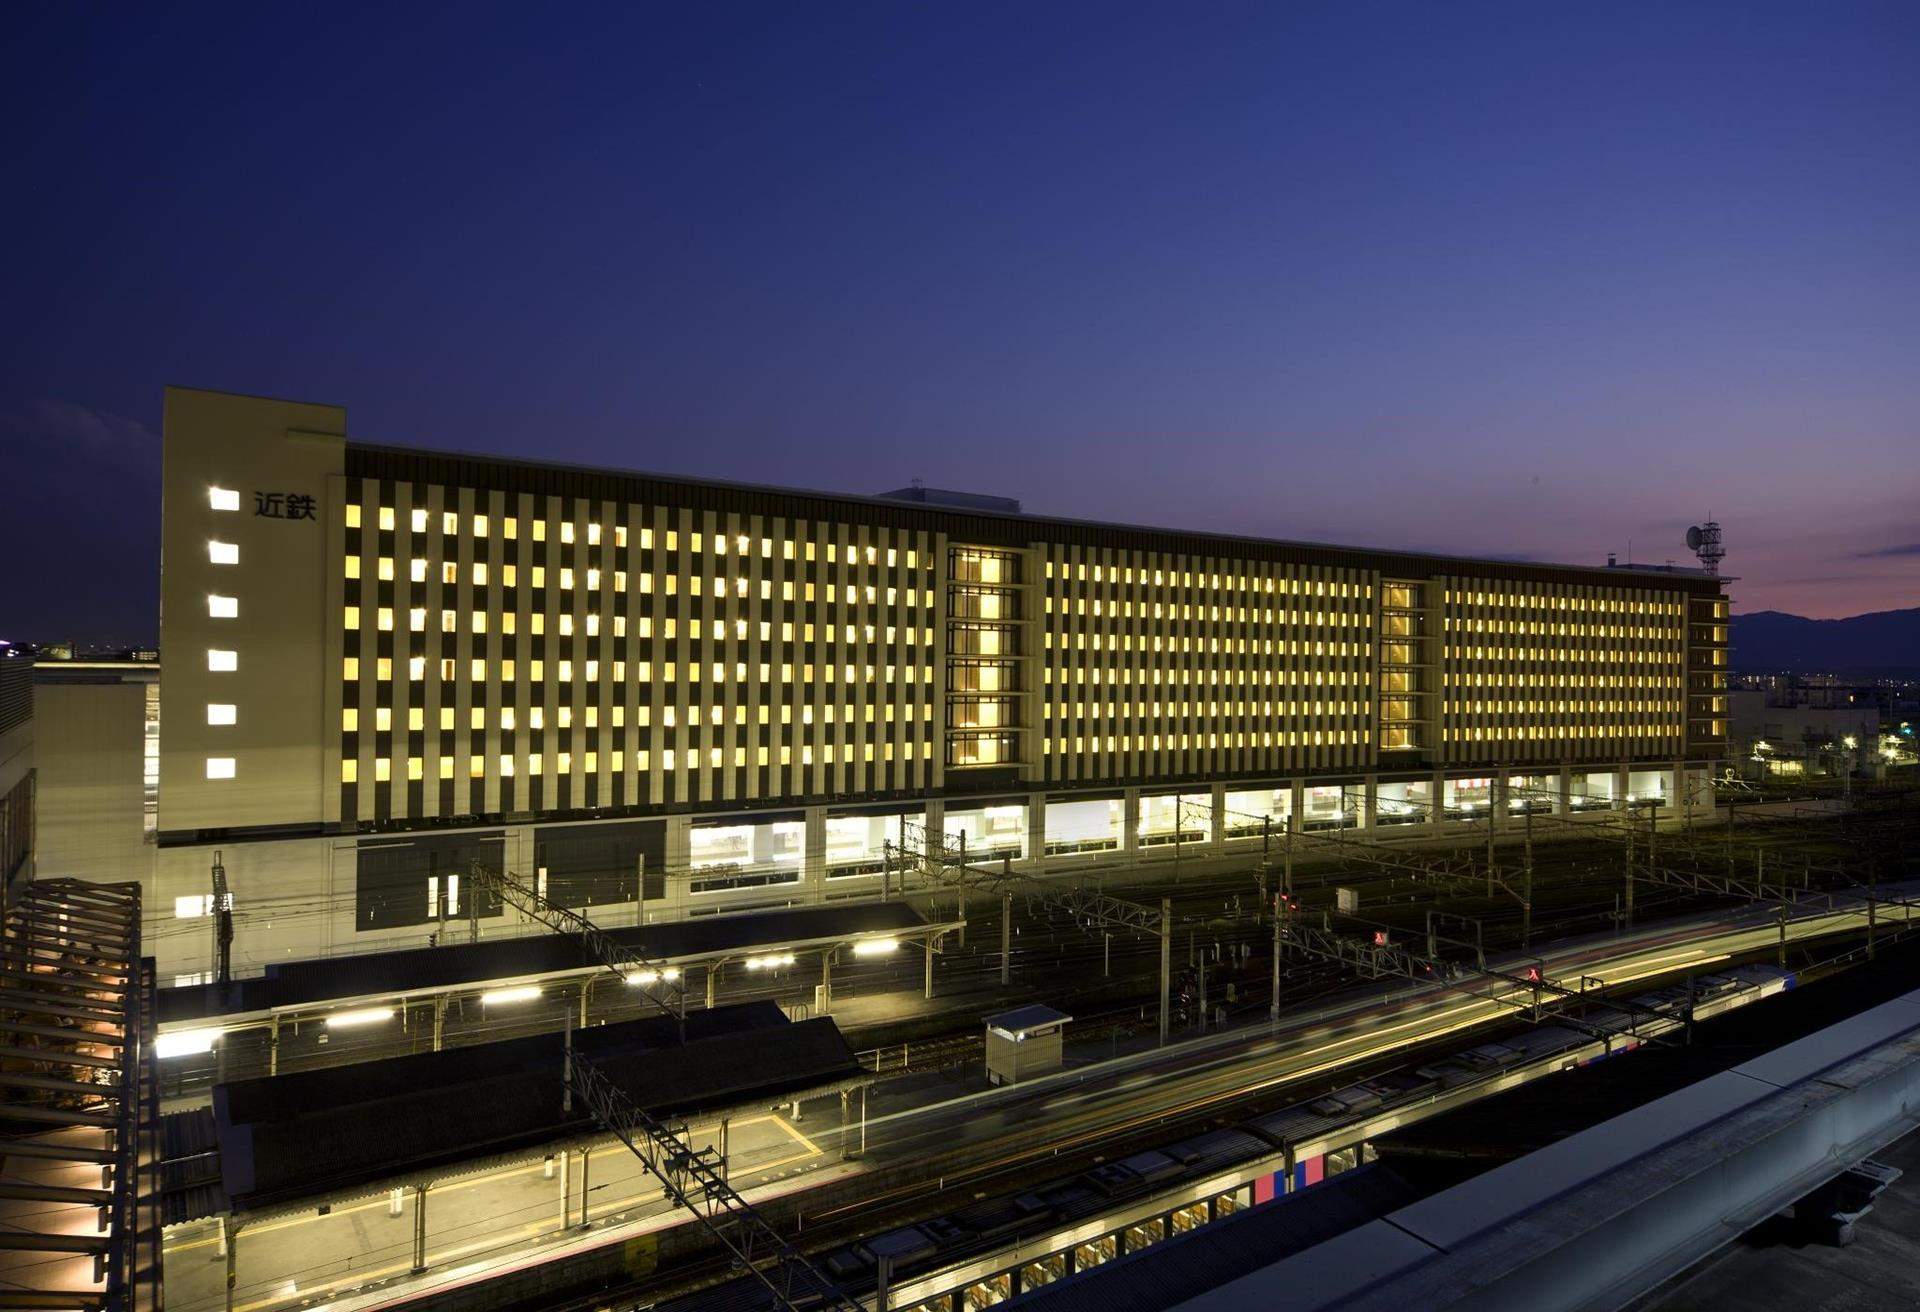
[1043,798,1121,856]
[1376,780,1432,825]
[944,803,1027,859]
[1139,792,1209,846]
[1223,786,1290,838]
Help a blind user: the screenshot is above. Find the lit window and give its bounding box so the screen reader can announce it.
[207,649,237,672]
[378,507,395,531]
[205,756,236,780]
[206,703,236,726]
[345,556,360,579]
[209,487,239,512]
[208,540,239,565]
[207,594,238,619]
[343,656,359,680]
[341,759,357,783]
[346,504,362,528]
[411,508,428,532]
[375,758,391,782]
[175,894,216,918]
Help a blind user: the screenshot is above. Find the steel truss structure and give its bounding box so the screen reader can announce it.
[0,878,158,1311]
[572,1056,862,1312]
[470,860,685,1030]
[467,862,859,1312]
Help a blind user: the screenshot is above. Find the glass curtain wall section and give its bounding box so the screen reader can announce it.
[947,546,1029,770]
[1378,580,1433,754]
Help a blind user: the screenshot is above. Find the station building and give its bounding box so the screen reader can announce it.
[148,387,1731,982]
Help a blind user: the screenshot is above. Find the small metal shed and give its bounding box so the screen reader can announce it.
[984,1004,1072,1085]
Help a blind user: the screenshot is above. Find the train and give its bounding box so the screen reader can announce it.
[650,964,1792,1312]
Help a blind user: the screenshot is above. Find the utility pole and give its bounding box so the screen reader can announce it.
[1522,804,1534,951]
[1623,814,1635,931]
[1283,815,1295,899]
[563,1000,574,1115]
[1000,891,1012,986]
[1159,898,1171,1046]
[1485,809,1495,899]
[1270,892,1283,1022]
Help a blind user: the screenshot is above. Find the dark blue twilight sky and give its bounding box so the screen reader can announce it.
[3,1,1916,642]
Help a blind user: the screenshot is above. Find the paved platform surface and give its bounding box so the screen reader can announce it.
[1639,1127,1920,1312]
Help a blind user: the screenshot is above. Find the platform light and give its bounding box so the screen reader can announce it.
[624,967,682,987]
[326,1007,395,1029]
[208,486,239,512]
[479,985,541,1006]
[744,953,797,972]
[155,1028,219,1059]
[852,938,899,958]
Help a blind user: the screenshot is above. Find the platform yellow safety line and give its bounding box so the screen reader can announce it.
[225,1137,828,1312]
[165,1116,780,1255]
[767,1112,824,1157]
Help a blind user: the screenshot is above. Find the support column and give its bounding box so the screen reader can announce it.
[923,934,935,1000]
[706,962,719,1009]
[1361,775,1378,830]
[1557,766,1573,815]
[839,1089,854,1160]
[1209,784,1228,856]
[1026,793,1047,875]
[410,1184,428,1273]
[222,1217,238,1312]
[578,1147,591,1228]
[268,1016,279,1077]
[718,1118,730,1182]
[819,950,832,1016]
[1122,789,1141,858]
[802,805,827,905]
[558,1147,570,1229]
[431,996,447,1052]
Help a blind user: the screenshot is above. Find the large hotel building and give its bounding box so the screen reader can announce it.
[150,387,1730,981]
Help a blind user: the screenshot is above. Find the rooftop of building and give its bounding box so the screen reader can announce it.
[306,409,1720,594]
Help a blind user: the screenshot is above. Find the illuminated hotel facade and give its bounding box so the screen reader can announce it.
[151,387,1730,981]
